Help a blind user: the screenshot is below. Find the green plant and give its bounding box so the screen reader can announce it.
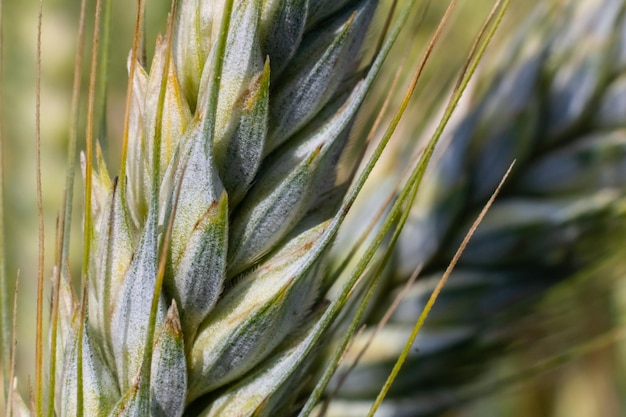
[2,0,624,416]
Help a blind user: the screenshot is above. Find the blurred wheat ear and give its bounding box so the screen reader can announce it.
[0,0,515,416]
[323,0,626,416]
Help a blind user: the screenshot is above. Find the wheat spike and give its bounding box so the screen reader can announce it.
[48,0,388,415]
[325,0,626,415]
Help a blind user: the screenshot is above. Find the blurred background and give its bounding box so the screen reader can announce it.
[1,0,625,416]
